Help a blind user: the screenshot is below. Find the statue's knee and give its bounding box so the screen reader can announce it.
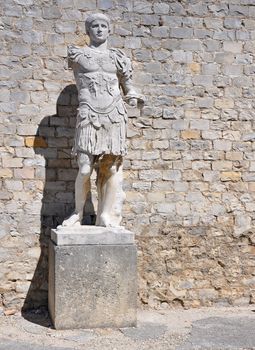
[108,164,118,176]
[78,153,92,177]
[80,164,91,177]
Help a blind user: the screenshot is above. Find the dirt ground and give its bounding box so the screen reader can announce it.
[0,306,254,350]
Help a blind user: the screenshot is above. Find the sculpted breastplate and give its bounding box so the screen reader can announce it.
[73,48,121,111]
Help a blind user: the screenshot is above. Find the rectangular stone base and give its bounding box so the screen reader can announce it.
[48,226,137,330]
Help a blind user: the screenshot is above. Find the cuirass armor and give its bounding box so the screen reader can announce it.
[73,49,121,112]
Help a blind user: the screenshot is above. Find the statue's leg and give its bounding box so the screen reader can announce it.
[95,164,103,225]
[96,155,124,227]
[62,153,93,226]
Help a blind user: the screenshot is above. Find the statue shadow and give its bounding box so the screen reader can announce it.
[21,84,96,326]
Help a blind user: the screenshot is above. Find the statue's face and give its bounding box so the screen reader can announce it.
[88,19,110,44]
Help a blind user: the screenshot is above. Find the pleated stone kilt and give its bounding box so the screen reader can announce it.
[72,99,127,157]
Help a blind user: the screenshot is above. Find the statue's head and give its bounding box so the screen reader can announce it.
[85,13,111,44]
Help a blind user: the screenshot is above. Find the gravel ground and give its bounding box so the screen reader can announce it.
[0,306,254,350]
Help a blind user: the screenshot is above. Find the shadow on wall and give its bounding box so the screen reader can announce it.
[21,84,95,322]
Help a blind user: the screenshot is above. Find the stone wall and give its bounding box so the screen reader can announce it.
[1,0,255,312]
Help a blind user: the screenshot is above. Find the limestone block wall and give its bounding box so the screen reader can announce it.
[1,0,255,311]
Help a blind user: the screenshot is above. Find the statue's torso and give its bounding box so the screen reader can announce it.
[72,48,121,111]
[68,45,130,155]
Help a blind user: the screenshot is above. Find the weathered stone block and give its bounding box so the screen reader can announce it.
[11,44,31,56]
[5,180,23,191]
[153,50,171,62]
[169,2,185,15]
[155,202,175,214]
[0,169,13,178]
[188,62,201,75]
[139,170,162,181]
[171,28,193,39]
[212,161,232,171]
[213,140,232,151]
[133,49,152,62]
[224,18,242,29]
[229,4,249,16]
[124,37,141,49]
[172,120,189,131]
[0,90,10,102]
[223,64,243,76]
[181,130,200,139]
[14,167,34,179]
[142,150,159,160]
[55,21,76,33]
[153,3,170,14]
[20,80,43,91]
[133,2,153,14]
[162,170,182,181]
[98,0,114,9]
[140,14,159,26]
[180,39,202,51]
[215,98,234,109]
[152,140,169,149]
[214,29,235,41]
[193,75,213,87]
[151,27,169,38]
[2,157,23,168]
[223,41,243,53]
[147,192,165,202]
[73,0,96,10]
[25,136,47,148]
[49,226,137,329]
[220,172,241,182]
[172,50,193,63]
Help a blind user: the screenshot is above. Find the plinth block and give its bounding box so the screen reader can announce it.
[51,226,135,245]
[48,226,137,330]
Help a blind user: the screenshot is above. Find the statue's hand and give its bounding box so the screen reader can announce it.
[125,92,145,107]
[128,98,137,107]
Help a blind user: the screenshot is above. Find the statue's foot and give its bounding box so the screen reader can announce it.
[98,213,121,227]
[61,212,82,227]
[97,213,111,227]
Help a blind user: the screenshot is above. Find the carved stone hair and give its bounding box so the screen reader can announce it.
[85,13,111,34]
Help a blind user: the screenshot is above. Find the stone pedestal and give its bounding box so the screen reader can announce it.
[48,226,137,330]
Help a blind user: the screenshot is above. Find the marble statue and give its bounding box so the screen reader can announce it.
[62,13,142,227]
